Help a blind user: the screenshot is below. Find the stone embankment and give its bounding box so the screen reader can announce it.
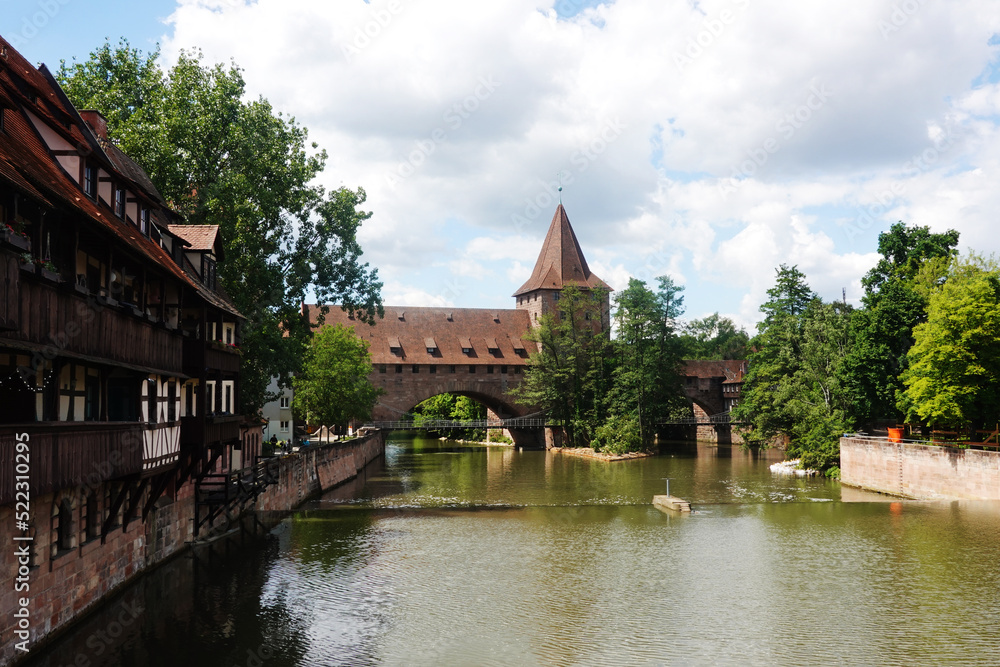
[1,430,385,667]
[841,436,1000,500]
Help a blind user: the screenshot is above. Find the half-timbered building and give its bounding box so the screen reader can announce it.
[0,35,255,653]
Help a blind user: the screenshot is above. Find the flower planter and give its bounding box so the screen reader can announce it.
[19,260,35,274]
[3,229,30,252]
[39,268,62,283]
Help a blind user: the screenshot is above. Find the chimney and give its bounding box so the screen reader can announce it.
[80,110,108,141]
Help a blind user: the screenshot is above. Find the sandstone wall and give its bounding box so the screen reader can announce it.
[1,430,384,666]
[841,436,1000,500]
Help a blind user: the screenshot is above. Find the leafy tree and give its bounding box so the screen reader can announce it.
[733,266,818,448]
[412,394,486,440]
[292,325,383,428]
[734,266,852,473]
[679,312,750,359]
[604,277,689,451]
[58,40,383,414]
[841,223,959,423]
[510,286,611,448]
[899,256,1000,430]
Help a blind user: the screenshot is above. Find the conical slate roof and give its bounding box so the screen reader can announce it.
[513,205,610,296]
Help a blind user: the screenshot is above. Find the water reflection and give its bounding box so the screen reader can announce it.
[21,435,1000,667]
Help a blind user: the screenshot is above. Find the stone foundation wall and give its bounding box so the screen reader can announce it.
[0,430,384,666]
[841,436,1000,500]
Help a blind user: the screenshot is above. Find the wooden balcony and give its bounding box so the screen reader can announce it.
[183,337,241,377]
[0,423,144,504]
[180,414,242,448]
[0,275,183,374]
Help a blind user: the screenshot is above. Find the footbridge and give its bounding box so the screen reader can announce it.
[363,418,547,430]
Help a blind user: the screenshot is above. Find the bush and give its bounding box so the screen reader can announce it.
[593,414,644,455]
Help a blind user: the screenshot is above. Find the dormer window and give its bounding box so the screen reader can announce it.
[113,186,125,219]
[202,255,217,290]
[425,337,437,354]
[388,336,402,355]
[460,336,473,355]
[84,164,97,199]
[140,208,150,236]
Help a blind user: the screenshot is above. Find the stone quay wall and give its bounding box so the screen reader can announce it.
[841,436,1000,500]
[0,430,385,666]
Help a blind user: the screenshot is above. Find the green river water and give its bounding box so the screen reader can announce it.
[21,434,1000,666]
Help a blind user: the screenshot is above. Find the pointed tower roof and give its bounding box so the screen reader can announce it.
[513,205,610,296]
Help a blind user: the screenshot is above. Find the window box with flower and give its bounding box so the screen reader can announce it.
[38,259,62,283]
[3,222,31,252]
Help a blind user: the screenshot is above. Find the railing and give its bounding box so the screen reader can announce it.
[363,418,547,430]
[660,411,742,425]
[0,423,144,504]
[181,414,242,448]
[182,337,240,376]
[3,279,183,374]
[846,433,1000,450]
[194,455,281,535]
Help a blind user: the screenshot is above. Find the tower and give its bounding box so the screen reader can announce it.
[513,204,611,329]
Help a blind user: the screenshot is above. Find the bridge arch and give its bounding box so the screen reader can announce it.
[372,378,531,422]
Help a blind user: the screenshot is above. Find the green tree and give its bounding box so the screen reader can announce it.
[292,325,383,428]
[509,286,611,448]
[604,277,688,452]
[412,394,486,440]
[679,312,750,359]
[58,40,383,414]
[734,266,852,473]
[841,223,959,424]
[899,256,1000,430]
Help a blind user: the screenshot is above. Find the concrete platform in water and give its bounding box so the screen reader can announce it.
[653,494,691,513]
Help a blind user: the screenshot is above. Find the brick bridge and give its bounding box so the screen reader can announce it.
[311,206,746,446]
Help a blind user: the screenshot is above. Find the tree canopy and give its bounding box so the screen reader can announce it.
[841,222,959,423]
[733,266,852,473]
[679,313,750,360]
[899,256,1000,429]
[292,324,383,428]
[58,40,383,413]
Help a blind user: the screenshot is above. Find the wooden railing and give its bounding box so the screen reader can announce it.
[181,414,242,448]
[2,280,183,374]
[182,337,240,377]
[0,423,144,504]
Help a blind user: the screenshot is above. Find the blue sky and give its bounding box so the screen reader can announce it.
[6,1,1000,329]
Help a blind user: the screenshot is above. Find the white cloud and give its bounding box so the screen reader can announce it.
[160,0,1000,322]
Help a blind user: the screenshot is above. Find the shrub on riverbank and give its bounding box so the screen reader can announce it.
[592,414,643,455]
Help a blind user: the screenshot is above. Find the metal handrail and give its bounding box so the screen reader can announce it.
[362,418,547,430]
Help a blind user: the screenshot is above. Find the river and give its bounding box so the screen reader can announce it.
[21,434,1000,666]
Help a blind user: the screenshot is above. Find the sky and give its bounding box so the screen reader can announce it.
[5,0,1000,329]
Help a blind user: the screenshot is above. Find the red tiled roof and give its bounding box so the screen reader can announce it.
[168,224,223,259]
[513,204,610,296]
[683,360,747,382]
[0,37,240,319]
[307,305,533,366]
